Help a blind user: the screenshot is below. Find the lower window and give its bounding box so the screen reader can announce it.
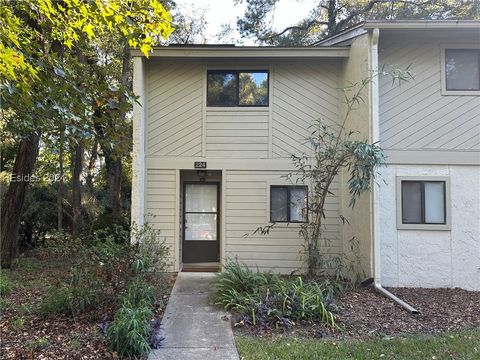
[397,177,450,230]
[270,186,307,223]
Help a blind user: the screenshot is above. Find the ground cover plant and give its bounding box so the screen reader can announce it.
[211,261,336,329]
[0,224,174,359]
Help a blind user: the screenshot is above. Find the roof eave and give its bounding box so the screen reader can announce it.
[364,20,480,30]
[130,46,350,58]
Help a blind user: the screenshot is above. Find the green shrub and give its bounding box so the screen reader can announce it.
[0,271,12,296]
[132,223,170,273]
[212,260,278,297]
[211,261,336,328]
[40,287,72,316]
[40,270,101,317]
[107,302,153,358]
[122,279,156,308]
[41,224,168,320]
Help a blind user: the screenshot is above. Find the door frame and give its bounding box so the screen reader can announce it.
[181,181,221,263]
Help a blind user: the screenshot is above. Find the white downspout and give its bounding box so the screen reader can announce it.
[370,28,419,314]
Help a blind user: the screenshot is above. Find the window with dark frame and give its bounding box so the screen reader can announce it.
[401,181,446,225]
[207,70,269,107]
[270,186,307,223]
[445,49,480,91]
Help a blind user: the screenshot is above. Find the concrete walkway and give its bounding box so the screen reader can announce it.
[148,272,240,360]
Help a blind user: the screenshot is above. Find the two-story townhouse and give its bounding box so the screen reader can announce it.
[321,20,479,291]
[131,20,479,291]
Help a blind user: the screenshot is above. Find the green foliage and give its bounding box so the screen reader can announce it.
[256,69,413,278]
[25,336,51,351]
[132,223,170,273]
[122,279,156,308]
[0,0,174,267]
[107,302,153,358]
[18,183,58,249]
[39,224,168,318]
[40,274,101,317]
[40,287,70,316]
[237,0,480,45]
[12,316,26,331]
[212,261,336,328]
[0,298,9,310]
[236,328,480,360]
[212,260,278,301]
[107,275,158,358]
[0,271,12,296]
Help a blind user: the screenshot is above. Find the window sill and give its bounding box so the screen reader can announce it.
[397,223,451,231]
[268,222,305,228]
[206,107,269,112]
[441,89,480,96]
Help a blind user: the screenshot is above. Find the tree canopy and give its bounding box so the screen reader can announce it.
[236,0,480,45]
[0,0,173,267]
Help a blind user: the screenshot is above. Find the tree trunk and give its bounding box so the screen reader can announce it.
[101,43,130,223]
[105,154,122,220]
[57,131,64,231]
[327,0,337,35]
[1,133,40,268]
[85,139,98,190]
[71,142,83,238]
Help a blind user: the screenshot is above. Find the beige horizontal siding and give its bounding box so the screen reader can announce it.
[272,63,340,158]
[206,110,269,158]
[146,62,203,157]
[145,169,176,270]
[379,38,480,152]
[224,170,341,274]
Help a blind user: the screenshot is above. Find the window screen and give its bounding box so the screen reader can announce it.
[445,49,480,91]
[270,186,307,223]
[207,70,269,106]
[401,181,446,225]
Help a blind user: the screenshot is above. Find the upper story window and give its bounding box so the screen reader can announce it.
[396,177,450,231]
[444,49,480,91]
[207,70,269,107]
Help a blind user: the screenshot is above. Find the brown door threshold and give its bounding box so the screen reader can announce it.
[182,262,221,272]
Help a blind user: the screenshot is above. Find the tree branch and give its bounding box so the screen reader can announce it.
[259,19,329,42]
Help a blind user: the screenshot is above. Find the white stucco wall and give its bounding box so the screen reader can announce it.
[379,165,480,290]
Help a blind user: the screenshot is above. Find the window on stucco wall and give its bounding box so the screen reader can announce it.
[396,177,451,230]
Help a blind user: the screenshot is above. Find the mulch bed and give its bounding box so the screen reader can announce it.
[234,286,480,339]
[0,258,176,360]
[337,287,480,337]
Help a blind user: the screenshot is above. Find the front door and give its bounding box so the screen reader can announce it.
[182,183,220,263]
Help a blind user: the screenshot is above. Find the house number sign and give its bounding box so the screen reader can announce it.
[194,161,207,169]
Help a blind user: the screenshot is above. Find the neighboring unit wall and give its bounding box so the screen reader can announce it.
[379,165,480,291]
[378,31,480,291]
[378,32,480,161]
[224,170,340,274]
[339,33,375,278]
